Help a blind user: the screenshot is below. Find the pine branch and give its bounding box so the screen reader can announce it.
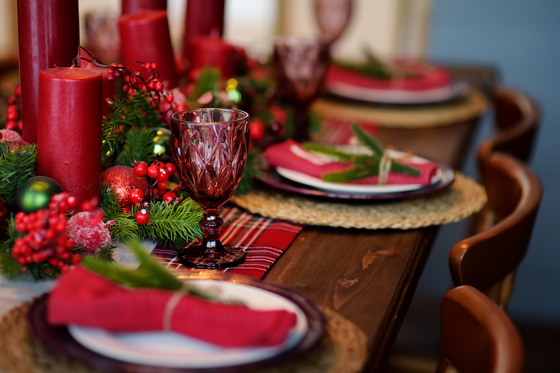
[136,199,202,249]
[0,219,22,279]
[100,185,140,243]
[114,127,156,166]
[0,142,37,206]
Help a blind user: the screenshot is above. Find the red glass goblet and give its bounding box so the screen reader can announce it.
[170,108,250,269]
[315,0,354,44]
[273,36,330,142]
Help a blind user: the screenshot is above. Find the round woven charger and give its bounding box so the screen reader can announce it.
[0,301,367,373]
[312,90,487,128]
[232,173,487,230]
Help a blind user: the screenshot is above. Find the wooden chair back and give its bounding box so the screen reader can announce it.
[449,152,542,308]
[477,86,541,166]
[437,285,524,373]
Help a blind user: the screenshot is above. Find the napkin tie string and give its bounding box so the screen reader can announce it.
[163,288,187,331]
[378,151,392,185]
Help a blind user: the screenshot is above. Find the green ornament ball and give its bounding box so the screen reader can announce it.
[151,127,171,158]
[14,176,63,214]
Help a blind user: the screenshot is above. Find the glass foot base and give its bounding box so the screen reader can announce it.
[177,247,246,269]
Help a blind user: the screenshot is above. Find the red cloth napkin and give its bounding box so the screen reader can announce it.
[47,266,298,348]
[265,140,439,186]
[326,63,451,91]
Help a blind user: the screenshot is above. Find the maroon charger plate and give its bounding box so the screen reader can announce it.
[255,162,455,202]
[28,276,326,373]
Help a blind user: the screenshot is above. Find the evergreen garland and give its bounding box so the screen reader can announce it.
[114,126,157,166]
[101,92,162,169]
[0,142,37,206]
[100,185,202,249]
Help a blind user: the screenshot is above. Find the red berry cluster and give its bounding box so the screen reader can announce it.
[131,161,178,224]
[3,86,22,132]
[12,193,80,273]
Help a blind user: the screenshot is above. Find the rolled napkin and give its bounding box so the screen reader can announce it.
[265,140,439,186]
[47,266,298,347]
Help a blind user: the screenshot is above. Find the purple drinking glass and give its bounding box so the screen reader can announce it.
[170,108,250,269]
[315,0,354,44]
[273,36,331,142]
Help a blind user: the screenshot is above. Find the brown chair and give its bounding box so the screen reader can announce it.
[449,152,542,309]
[477,85,541,167]
[437,285,524,373]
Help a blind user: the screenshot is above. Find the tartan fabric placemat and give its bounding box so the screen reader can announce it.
[152,206,303,279]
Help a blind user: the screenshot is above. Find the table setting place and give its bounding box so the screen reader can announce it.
[0,0,488,372]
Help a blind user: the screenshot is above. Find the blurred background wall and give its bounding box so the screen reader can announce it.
[423,0,560,326]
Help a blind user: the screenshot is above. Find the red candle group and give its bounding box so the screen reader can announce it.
[37,67,102,207]
[17,0,80,144]
[190,37,236,79]
[182,0,225,63]
[118,9,178,88]
[121,0,167,15]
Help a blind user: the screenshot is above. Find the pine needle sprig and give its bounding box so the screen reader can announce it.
[114,126,157,166]
[100,185,140,243]
[0,219,22,279]
[0,142,37,206]
[135,199,202,249]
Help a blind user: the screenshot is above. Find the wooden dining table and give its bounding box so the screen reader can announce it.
[260,64,498,371]
[0,63,496,372]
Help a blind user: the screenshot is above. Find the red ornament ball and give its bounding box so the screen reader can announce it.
[101,166,148,208]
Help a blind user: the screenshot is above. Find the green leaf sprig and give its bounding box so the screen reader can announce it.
[302,124,421,182]
[81,239,215,300]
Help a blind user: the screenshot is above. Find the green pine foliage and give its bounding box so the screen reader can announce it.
[114,126,157,166]
[101,92,163,169]
[135,199,202,249]
[100,185,202,249]
[0,142,37,206]
[0,219,22,279]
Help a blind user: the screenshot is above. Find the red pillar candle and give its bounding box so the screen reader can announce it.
[17,0,80,144]
[37,67,103,207]
[182,0,225,62]
[118,9,178,88]
[190,37,236,79]
[121,0,167,15]
[82,61,116,115]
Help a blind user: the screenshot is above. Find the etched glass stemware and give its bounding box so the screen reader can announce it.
[170,108,250,269]
[273,36,330,142]
[314,0,354,44]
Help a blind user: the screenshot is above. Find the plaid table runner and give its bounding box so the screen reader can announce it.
[152,206,303,279]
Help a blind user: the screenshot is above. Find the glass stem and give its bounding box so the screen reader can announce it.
[293,103,311,142]
[199,208,224,255]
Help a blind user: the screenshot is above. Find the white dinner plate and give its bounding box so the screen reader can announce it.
[275,149,442,194]
[326,80,470,104]
[68,280,309,369]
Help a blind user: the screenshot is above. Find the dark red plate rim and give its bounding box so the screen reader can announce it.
[255,162,455,202]
[28,275,326,373]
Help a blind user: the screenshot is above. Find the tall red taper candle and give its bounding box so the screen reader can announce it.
[182,0,225,63]
[17,0,80,144]
[118,9,178,88]
[122,0,167,15]
[37,67,102,207]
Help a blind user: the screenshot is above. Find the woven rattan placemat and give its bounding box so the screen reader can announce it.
[232,173,486,230]
[313,90,487,128]
[0,300,367,373]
